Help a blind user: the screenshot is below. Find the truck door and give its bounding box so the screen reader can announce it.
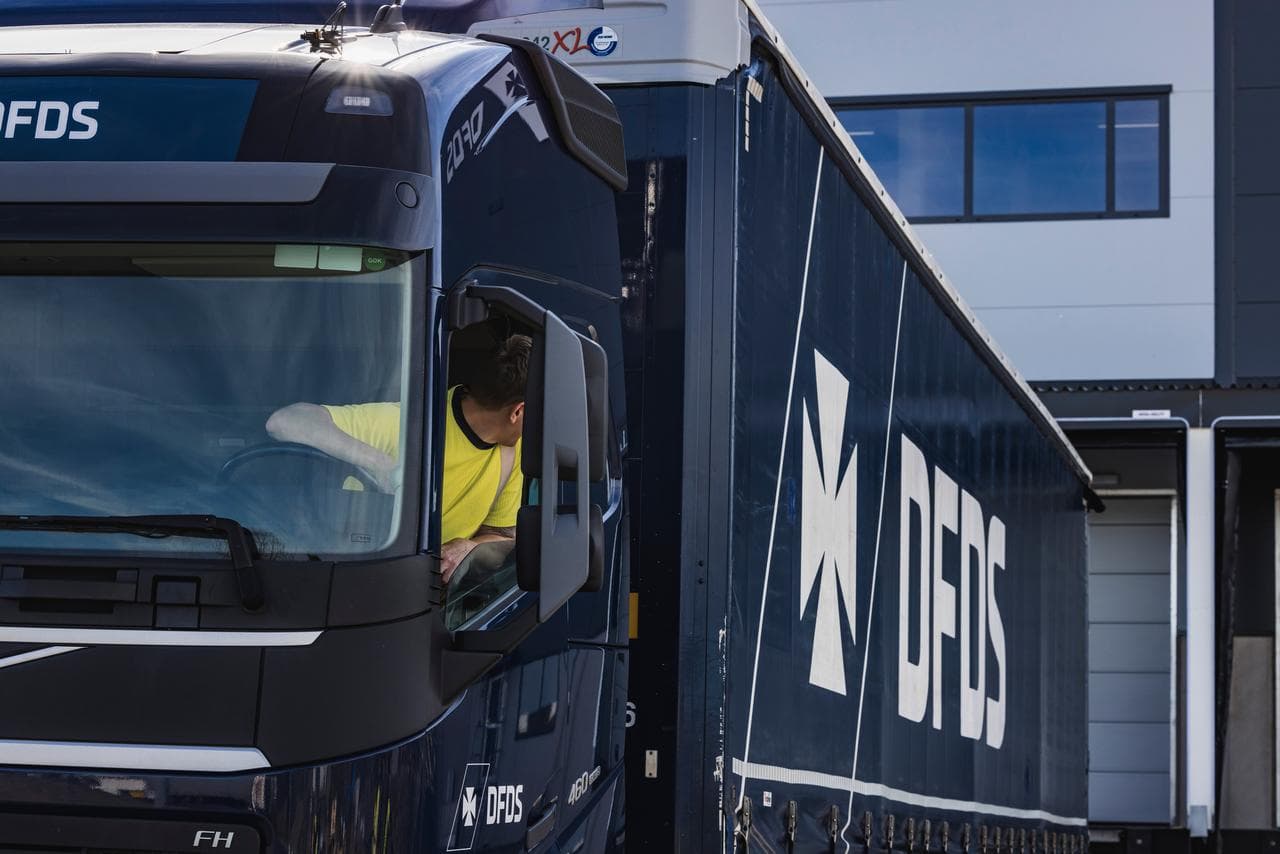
[431,40,625,849]
[438,268,616,853]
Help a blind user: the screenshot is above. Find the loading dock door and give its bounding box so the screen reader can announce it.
[1087,495,1176,823]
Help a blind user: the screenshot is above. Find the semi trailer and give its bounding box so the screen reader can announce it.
[0,2,1093,851]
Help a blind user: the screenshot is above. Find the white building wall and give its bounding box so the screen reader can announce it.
[757,0,1215,381]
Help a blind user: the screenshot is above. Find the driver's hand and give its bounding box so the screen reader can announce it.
[441,538,478,584]
[373,463,402,495]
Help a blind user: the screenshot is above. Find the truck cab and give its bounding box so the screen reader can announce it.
[0,18,628,853]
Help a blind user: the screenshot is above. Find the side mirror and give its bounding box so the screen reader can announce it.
[517,310,591,620]
[581,336,608,482]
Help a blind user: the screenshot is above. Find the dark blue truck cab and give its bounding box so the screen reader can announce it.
[0,20,631,853]
[0,3,1094,852]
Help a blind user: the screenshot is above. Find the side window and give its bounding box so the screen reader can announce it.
[441,314,535,629]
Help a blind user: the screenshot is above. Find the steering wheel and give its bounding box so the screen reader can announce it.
[216,442,382,492]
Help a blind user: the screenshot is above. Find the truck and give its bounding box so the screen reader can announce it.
[0,1,1093,851]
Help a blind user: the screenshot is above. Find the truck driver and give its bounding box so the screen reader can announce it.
[265,334,531,583]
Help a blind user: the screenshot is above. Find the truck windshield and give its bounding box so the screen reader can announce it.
[0,243,422,560]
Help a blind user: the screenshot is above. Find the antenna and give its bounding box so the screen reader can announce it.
[370,0,408,34]
[300,0,348,52]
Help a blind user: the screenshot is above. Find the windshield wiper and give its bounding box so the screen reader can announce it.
[0,514,264,611]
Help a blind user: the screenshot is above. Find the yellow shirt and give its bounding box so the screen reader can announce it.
[323,386,523,543]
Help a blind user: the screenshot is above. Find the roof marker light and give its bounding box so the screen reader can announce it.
[325,87,393,117]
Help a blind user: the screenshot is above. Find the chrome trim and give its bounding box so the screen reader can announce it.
[0,740,269,772]
[0,645,82,668]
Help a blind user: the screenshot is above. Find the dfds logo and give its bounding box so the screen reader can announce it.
[0,100,99,140]
[897,435,1007,749]
[799,350,858,696]
[446,763,525,852]
[798,348,1007,749]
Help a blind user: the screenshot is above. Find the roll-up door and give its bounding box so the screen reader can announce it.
[1087,495,1175,823]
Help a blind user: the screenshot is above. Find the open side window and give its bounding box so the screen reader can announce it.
[440,268,607,699]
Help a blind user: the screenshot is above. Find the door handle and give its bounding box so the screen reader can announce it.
[525,800,557,850]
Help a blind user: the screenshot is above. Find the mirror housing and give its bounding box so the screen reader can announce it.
[517,309,590,620]
[581,336,608,482]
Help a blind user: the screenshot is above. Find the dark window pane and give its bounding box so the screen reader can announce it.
[837,106,964,218]
[973,101,1106,215]
[1115,99,1160,211]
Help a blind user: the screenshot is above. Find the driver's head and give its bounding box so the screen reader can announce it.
[468,334,531,447]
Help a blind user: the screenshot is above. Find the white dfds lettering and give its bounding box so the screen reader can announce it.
[459,783,523,831]
[897,435,1007,749]
[0,100,99,140]
[485,784,523,824]
[191,829,235,848]
[71,101,99,139]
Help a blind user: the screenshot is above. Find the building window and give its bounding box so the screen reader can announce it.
[973,101,1107,215]
[834,88,1169,223]
[848,107,965,218]
[1114,99,1161,212]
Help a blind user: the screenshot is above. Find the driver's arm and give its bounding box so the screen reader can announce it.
[474,524,515,542]
[265,403,400,492]
[441,526,515,584]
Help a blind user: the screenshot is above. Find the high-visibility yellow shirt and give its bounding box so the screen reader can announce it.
[323,386,523,543]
